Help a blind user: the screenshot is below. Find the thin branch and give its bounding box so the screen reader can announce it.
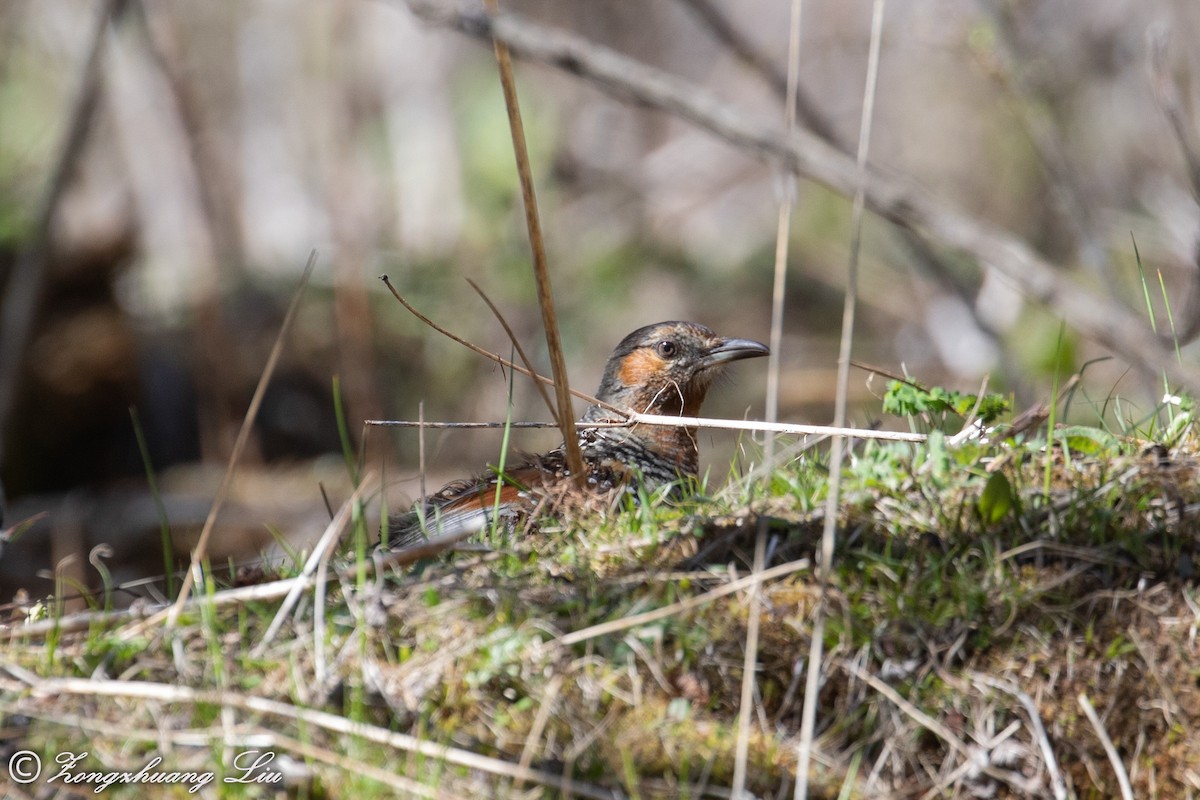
[1148,28,1200,201]
[379,275,618,414]
[399,0,1198,394]
[482,0,585,486]
[676,0,838,144]
[677,0,1007,368]
[467,278,559,426]
[167,250,317,626]
[979,0,1106,279]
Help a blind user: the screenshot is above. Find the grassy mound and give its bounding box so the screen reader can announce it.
[3,407,1199,798]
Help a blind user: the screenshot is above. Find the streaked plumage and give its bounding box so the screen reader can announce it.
[386,321,768,547]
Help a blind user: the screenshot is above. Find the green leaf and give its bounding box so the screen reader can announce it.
[978,471,1013,524]
[1057,426,1119,456]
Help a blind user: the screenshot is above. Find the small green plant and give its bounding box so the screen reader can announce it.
[882,379,1009,431]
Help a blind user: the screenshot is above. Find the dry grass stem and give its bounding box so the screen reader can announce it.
[841,659,967,757]
[168,251,317,625]
[798,4,885,795]
[482,0,585,485]
[969,672,1068,800]
[1077,693,1135,800]
[253,475,376,656]
[556,557,810,647]
[368,414,927,442]
[737,0,804,793]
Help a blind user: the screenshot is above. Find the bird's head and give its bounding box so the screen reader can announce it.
[588,321,769,419]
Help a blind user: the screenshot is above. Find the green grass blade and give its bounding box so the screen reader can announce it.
[129,406,176,597]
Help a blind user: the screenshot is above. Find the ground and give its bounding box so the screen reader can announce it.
[2,406,1199,798]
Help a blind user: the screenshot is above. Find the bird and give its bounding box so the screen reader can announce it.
[385,321,769,549]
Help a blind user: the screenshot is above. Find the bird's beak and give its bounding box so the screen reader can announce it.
[701,337,770,368]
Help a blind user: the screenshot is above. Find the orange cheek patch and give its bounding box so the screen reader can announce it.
[618,349,666,386]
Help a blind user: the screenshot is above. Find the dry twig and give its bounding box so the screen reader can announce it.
[379,276,617,414]
[467,278,560,426]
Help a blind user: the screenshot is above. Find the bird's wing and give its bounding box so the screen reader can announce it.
[384,471,537,550]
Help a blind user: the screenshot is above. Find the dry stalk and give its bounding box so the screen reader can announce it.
[270,733,451,799]
[735,0,804,793]
[515,675,563,790]
[969,672,1068,800]
[840,659,969,758]
[1078,692,1135,800]
[253,475,376,656]
[167,250,317,626]
[368,414,927,442]
[482,0,585,486]
[798,4,885,796]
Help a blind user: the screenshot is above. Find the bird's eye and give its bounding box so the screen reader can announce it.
[656,340,678,358]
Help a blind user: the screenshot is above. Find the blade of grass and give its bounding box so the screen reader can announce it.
[333,375,370,586]
[129,406,176,598]
[488,351,518,546]
[1133,234,1159,336]
[333,375,360,486]
[1043,321,1065,501]
[1157,268,1183,366]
